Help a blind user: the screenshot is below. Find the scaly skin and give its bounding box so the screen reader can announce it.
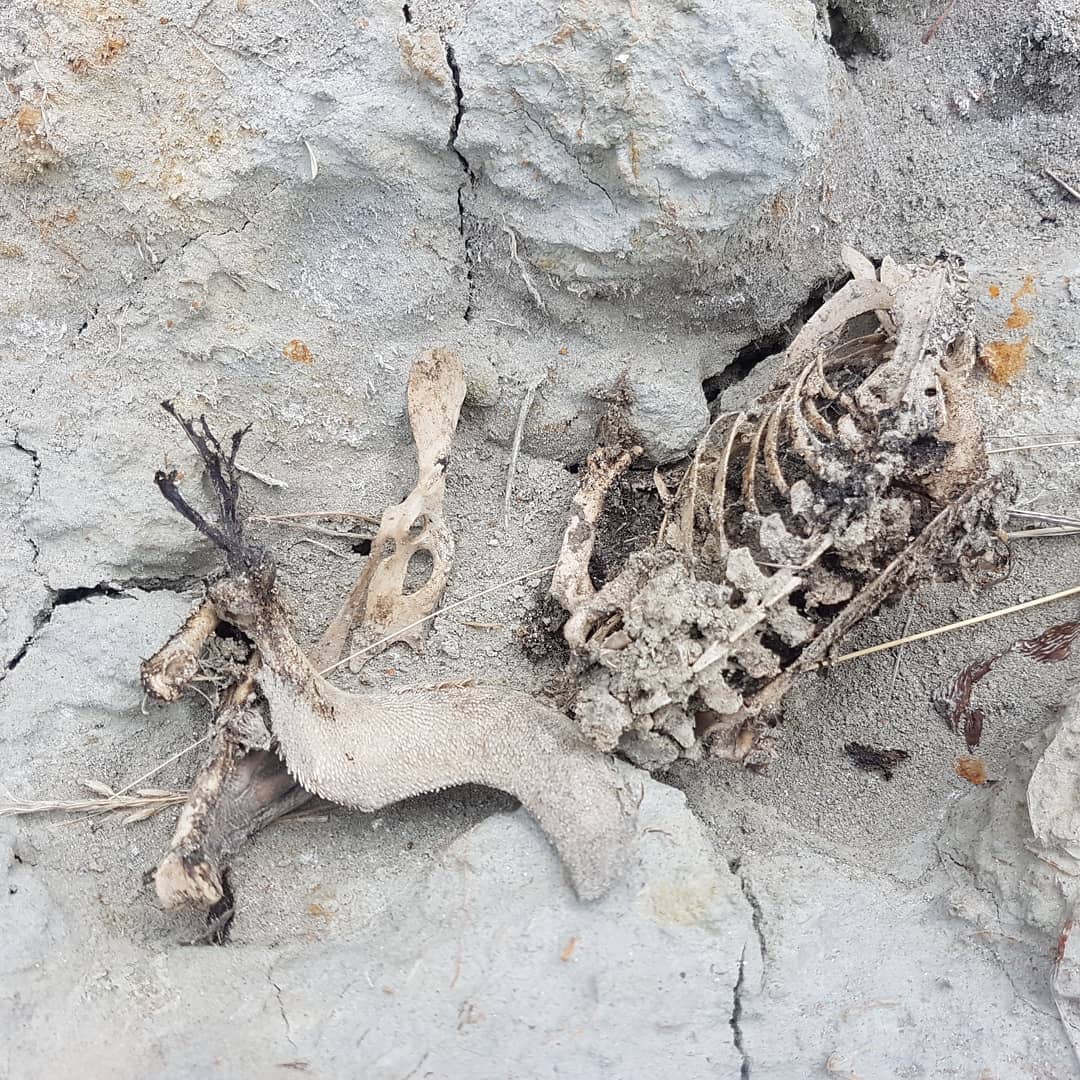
[197,575,636,901]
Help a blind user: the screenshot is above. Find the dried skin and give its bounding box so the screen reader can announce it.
[146,384,635,913]
[554,250,1015,769]
[151,572,635,903]
[140,598,219,702]
[210,573,635,899]
[152,663,311,911]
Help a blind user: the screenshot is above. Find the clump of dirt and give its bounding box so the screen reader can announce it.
[587,469,666,588]
[518,589,571,664]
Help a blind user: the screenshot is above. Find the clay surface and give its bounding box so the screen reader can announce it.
[2,0,1080,1074]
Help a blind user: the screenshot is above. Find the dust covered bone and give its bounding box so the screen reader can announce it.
[552,250,1015,771]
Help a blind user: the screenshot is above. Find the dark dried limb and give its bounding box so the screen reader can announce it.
[155,399,268,576]
[844,743,911,781]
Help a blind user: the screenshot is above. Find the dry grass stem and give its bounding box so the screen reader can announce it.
[1009,509,1080,529]
[294,537,347,556]
[1008,527,1080,539]
[320,562,557,675]
[234,462,287,488]
[503,225,546,312]
[504,374,546,527]
[250,511,378,540]
[987,439,1080,455]
[1046,168,1080,202]
[816,584,1080,669]
[113,735,211,797]
[0,782,187,822]
[987,431,1080,440]
[250,511,380,523]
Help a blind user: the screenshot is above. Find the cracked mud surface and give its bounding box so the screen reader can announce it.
[2,0,1080,1076]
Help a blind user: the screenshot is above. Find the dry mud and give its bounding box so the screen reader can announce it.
[2,0,1080,1076]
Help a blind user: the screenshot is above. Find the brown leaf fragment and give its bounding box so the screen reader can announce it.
[963,708,984,751]
[1014,621,1080,664]
[938,621,1080,746]
[844,742,911,781]
[936,651,1005,745]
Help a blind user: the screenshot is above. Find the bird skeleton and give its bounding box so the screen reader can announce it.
[551,249,1015,769]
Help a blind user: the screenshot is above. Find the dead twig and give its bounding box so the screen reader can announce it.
[814,584,1080,669]
[921,0,957,45]
[503,373,546,528]
[1046,168,1080,202]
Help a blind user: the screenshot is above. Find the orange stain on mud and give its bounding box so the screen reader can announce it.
[955,756,988,785]
[1005,308,1033,330]
[1011,275,1036,301]
[283,339,314,365]
[981,274,1035,384]
[983,339,1030,385]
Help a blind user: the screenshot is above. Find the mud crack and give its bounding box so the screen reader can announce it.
[729,857,768,965]
[268,968,298,1049]
[3,575,203,678]
[12,432,41,489]
[730,944,751,1079]
[444,40,475,322]
[11,432,42,568]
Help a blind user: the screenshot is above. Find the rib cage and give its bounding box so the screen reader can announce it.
[553,250,1015,770]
